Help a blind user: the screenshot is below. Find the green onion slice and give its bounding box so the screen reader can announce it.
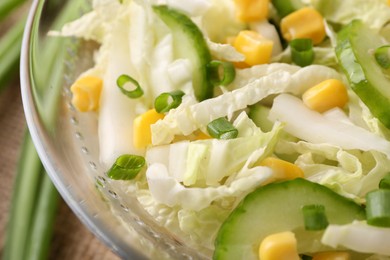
[366,189,390,227]
[154,90,185,113]
[271,0,303,17]
[208,60,236,86]
[290,38,315,67]
[301,204,329,231]
[374,45,390,69]
[207,117,238,140]
[107,154,145,180]
[300,255,313,260]
[379,173,390,190]
[116,74,144,99]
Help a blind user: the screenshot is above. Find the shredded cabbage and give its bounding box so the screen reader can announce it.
[322,221,390,256]
[311,0,390,31]
[146,163,272,211]
[147,113,283,187]
[151,64,340,145]
[269,94,390,158]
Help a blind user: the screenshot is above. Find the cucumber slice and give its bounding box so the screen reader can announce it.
[336,20,390,128]
[248,104,273,132]
[153,5,213,101]
[213,178,365,260]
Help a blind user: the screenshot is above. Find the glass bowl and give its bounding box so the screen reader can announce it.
[20,0,207,259]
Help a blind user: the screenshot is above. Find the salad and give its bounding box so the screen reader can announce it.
[56,0,390,259]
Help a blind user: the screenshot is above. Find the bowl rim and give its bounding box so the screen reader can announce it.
[19,0,145,258]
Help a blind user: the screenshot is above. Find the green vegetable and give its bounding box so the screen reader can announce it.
[3,0,87,259]
[335,20,390,128]
[3,133,45,260]
[374,45,390,69]
[107,154,146,180]
[24,172,59,260]
[301,204,329,231]
[379,173,390,189]
[153,5,213,101]
[271,0,303,17]
[208,60,236,87]
[0,0,25,21]
[312,0,390,31]
[207,117,238,140]
[366,189,390,227]
[290,38,315,67]
[116,74,144,99]
[0,18,25,92]
[248,104,273,132]
[213,178,366,260]
[154,90,185,113]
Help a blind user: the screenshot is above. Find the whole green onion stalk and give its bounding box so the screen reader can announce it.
[3,0,89,259]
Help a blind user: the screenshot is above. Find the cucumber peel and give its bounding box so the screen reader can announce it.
[213,178,365,260]
[153,5,213,101]
[335,20,390,128]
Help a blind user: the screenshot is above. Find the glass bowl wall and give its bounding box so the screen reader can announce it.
[20,0,207,259]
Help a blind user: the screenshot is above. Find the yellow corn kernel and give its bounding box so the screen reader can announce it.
[233,30,273,67]
[173,130,212,142]
[70,76,102,112]
[193,130,212,140]
[302,79,349,113]
[312,251,351,260]
[258,157,304,181]
[280,7,326,45]
[133,109,165,149]
[259,231,300,260]
[234,0,270,22]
